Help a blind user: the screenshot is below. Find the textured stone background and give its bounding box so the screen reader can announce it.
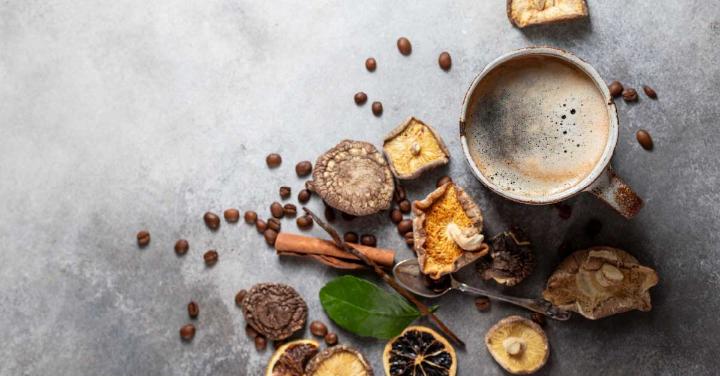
[1,1,719,375]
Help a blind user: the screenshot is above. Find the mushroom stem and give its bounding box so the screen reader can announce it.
[410,142,422,156]
[502,337,526,356]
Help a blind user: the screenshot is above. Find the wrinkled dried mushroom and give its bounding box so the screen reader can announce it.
[305,345,373,376]
[477,228,535,286]
[507,0,588,28]
[306,140,394,216]
[543,246,659,320]
[242,283,308,341]
[383,117,450,180]
[265,339,320,376]
[413,182,489,279]
[485,315,549,375]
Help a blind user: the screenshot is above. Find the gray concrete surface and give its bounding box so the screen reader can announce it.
[1,1,719,375]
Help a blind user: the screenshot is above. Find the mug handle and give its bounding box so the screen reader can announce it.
[585,165,643,219]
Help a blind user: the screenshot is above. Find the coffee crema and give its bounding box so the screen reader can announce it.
[466,55,610,199]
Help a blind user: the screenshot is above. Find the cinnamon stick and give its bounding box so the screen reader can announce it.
[275,233,395,267]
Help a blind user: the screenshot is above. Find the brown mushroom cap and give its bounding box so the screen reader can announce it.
[242,283,308,341]
[306,140,394,216]
[543,246,659,320]
[485,315,549,375]
[383,117,450,180]
[477,228,535,286]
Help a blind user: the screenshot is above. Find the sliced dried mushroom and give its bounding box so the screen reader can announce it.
[306,140,394,216]
[305,345,373,376]
[383,117,450,180]
[507,0,588,28]
[413,182,489,279]
[242,283,308,341]
[542,246,659,320]
[485,315,549,375]
[265,339,320,376]
[477,228,535,286]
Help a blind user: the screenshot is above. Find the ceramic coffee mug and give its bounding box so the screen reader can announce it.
[460,47,642,218]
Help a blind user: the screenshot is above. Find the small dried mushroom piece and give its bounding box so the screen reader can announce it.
[477,228,535,286]
[306,140,394,216]
[242,283,308,341]
[305,345,373,376]
[383,117,450,180]
[542,246,659,320]
[413,182,489,280]
[485,315,549,375]
[265,339,320,376]
[507,0,588,28]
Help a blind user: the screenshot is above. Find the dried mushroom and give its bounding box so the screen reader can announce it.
[543,247,659,320]
[266,339,320,376]
[507,0,588,28]
[383,117,450,180]
[305,345,373,376]
[477,228,535,286]
[485,315,549,375]
[413,182,489,279]
[242,283,308,341]
[383,325,457,376]
[306,140,394,216]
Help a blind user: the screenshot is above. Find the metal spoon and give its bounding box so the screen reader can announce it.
[393,259,571,321]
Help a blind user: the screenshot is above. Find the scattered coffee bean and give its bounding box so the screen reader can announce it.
[354,92,368,106]
[555,203,572,219]
[344,231,359,243]
[438,51,452,71]
[235,290,247,307]
[390,209,403,224]
[295,161,313,177]
[204,250,219,266]
[608,81,624,97]
[324,332,338,346]
[296,215,313,230]
[266,153,282,168]
[324,205,336,222]
[404,231,414,246]
[394,185,406,203]
[436,176,452,187]
[136,230,150,247]
[224,208,240,223]
[371,101,383,117]
[255,335,267,351]
[279,186,291,199]
[531,312,547,327]
[270,202,284,218]
[283,203,297,217]
[365,57,377,72]
[203,212,220,230]
[267,218,281,232]
[397,37,412,55]
[636,129,653,150]
[341,211,355,221]
[244,210,258,224]
[474,296,491,312]
[174,239,189,255]
[584,218,603,237]
[256,219,268,233]
[264,229,279,246]
[187,301,199,319]
[622,88,638,102]
[643,85,657,99]
[298,189,311,203]
[180,324,196,341]
[245,323,259,339]
[397,219,413,235]
[398,200,411,214]
[360,234,377,247]
[310,321,328,337]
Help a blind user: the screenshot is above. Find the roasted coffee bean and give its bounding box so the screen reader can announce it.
[324,205,336,222]
[341,212,355,221]
[204,250,219,266]
[436,176,452,187]
[255,335,267,351]
[266,153,282,168]
[180,324,196,341]
[136,230,150,247]
[622,88,639,102]
[396,37,412,55]
[245,323,259,339]
[295,161,313,177]
[344,231,359,243]
[244,210,258,224]
[371,101,383,117]
[531,312,547,327]
[555,203,572,219]
[264,229,279,246]
[404,231,414,246]
[398,200,411,214]
[174,239,189,255]
[256,219,268,233]
[365,57,377,72]
[310,321,328,337]
[296,215,313,230]
[235,290,247,307]
[608,81,624,97]
[224,208,240,223]
[324,332,338,346]
[360,234,377,247]
[397,219,413,235]
[298,189,311,203]
[642,85,657,99]
[438,51,452,71]
[279,186,291,199]
[267,218,281,232]
[270,202,284,218]
[474,296,491,312]
[354,91,368,106]
[390,209,403,224]
[636,129,653,150]
[585,218,603,237]
[283,204,297,217]
[203,212,220,230]
[187,301,199,319]
[394,185,406,203]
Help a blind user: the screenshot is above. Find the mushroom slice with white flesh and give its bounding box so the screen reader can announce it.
[507,0,588,28]
[485,315,549,375]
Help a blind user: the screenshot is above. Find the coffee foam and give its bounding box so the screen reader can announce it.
[466,55,610,199]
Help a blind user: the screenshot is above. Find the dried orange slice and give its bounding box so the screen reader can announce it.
[383,326,457,376]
